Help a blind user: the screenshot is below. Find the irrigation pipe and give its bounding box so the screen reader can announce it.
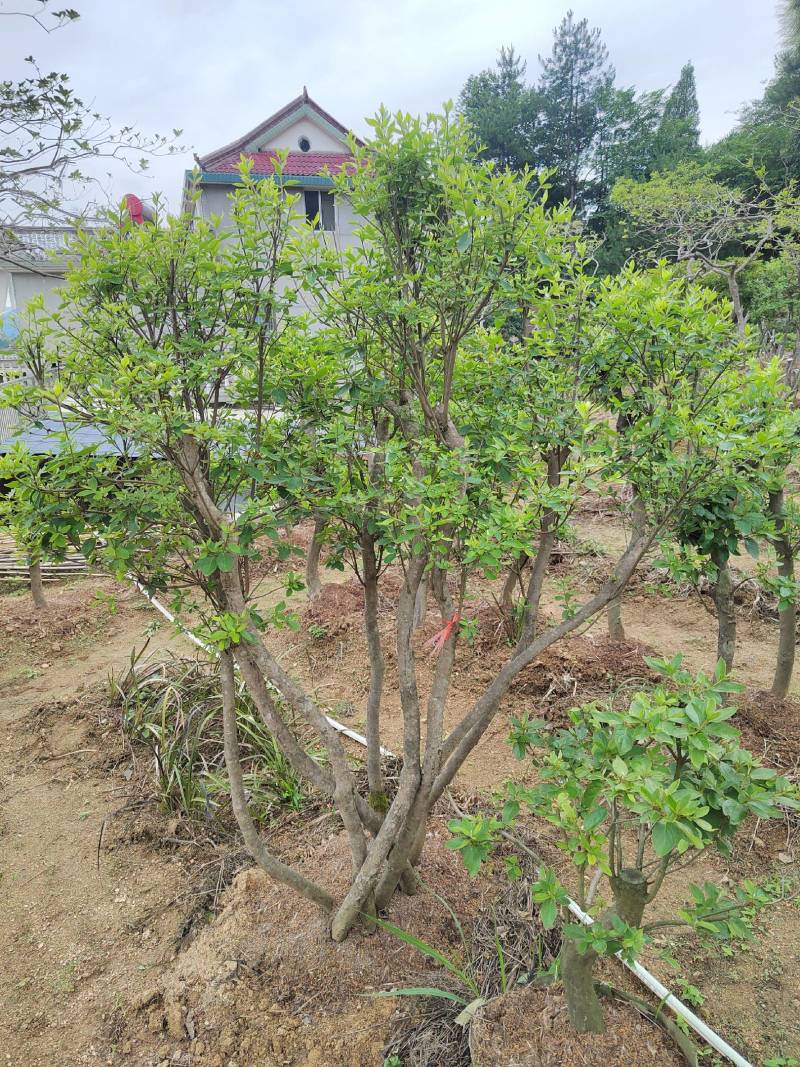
[128,578,392,755]
[131,576,753,1067]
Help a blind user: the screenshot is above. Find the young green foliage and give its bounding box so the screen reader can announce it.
[449,658,798,1033]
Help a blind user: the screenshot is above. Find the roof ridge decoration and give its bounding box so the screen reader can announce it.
[198,90,363,170]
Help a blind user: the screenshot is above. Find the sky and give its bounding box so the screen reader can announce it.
[1,0,785,211]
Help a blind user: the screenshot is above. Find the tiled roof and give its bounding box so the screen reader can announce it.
[197,89,362,170]
[0,417,141,456]
[206,150,354,177]
[3,227,79,262]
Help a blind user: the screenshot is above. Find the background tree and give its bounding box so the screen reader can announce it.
[654,61,701,169]
[458,46,541,171]
[1,1,182,264]
[611,165,795,335]
[536,10,615,210]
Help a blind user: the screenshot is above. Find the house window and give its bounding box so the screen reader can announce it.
[304,190,335,231]
[298,135,311,152]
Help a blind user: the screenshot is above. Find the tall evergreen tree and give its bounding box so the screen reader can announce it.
[458,46,540,170]
[706,4,800,188]
[536,10,615,209]
[655,61,701,167]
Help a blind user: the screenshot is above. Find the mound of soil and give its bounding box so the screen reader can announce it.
[460,611,658,722]
[304,579,365,637]
[735,692,800,771]
[127,829,495,1067]
[469,985,684,1067]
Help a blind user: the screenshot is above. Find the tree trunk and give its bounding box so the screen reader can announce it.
[361,529,386,808]
[219,651,334,912]
[559,867,649,1035]
[560,940,604,1033]
[412,576,428,630]
[305,513,324,600]
[727,272,746,339]
[609,868,649,927]
[30,558,47,611]
[607,595,625,640]
[710,546,736,671]
[500,552,528,619]
[606,479,647,642]
[770,488,796,699]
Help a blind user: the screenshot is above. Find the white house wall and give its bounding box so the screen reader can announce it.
[253,115,346,154]
[7,272,65,316]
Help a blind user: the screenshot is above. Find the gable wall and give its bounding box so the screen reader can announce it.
[254,114,346,154]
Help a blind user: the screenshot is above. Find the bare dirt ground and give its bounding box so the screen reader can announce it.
[1,521,799,1065]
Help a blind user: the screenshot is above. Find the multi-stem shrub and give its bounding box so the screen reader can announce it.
[448,657,798,1033]
[9,108,777,941]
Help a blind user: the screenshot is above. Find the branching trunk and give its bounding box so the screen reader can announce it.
[710,546,736,671]
[177,438,656,943]
[29,557,47,611]
[361,528,386,807]
[219,650,334,912]
[305,512,324,600]
[770,488,796,699]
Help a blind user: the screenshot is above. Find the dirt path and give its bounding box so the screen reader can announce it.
[0,580,186,1066]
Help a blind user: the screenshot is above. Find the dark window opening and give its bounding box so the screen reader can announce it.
[298,135,311,152]
[304,190,335,231]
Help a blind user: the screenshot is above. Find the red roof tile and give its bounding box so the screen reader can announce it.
[204,150,354,177]
[198,90,362,170]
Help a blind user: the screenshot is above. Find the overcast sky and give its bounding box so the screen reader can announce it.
[2,0,784,211]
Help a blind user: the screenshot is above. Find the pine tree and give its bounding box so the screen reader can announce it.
[459,46,540,171]
[536,10,615,209]
[655,62,700,167]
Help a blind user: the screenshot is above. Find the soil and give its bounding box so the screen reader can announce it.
[469,984,684,1067]
[2,507,800,1066]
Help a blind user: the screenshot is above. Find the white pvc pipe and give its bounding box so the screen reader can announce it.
[130,576,753,1067]
[564,896,753,1067]
[129,577,392,755]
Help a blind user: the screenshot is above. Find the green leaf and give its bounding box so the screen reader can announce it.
[583,806,607,831]
[540,898,558,929]
[652,821,681,857]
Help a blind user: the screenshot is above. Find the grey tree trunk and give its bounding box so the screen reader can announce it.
[607,486,647,641]
[219,651,334,912]
[770,488,796,699]
[305,513,324,600]
[727,271,746,339]
[607,595,625,641]
[412,576,428,630]
[30,558,47,611]
[710,546,736,671]
[361,529,386,808]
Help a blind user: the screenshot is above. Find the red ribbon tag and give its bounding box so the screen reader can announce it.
[426,612,461,653]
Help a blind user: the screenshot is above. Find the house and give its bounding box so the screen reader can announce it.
[186,88,361,247]
[1,92,360,444]
[0,227,79,318]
